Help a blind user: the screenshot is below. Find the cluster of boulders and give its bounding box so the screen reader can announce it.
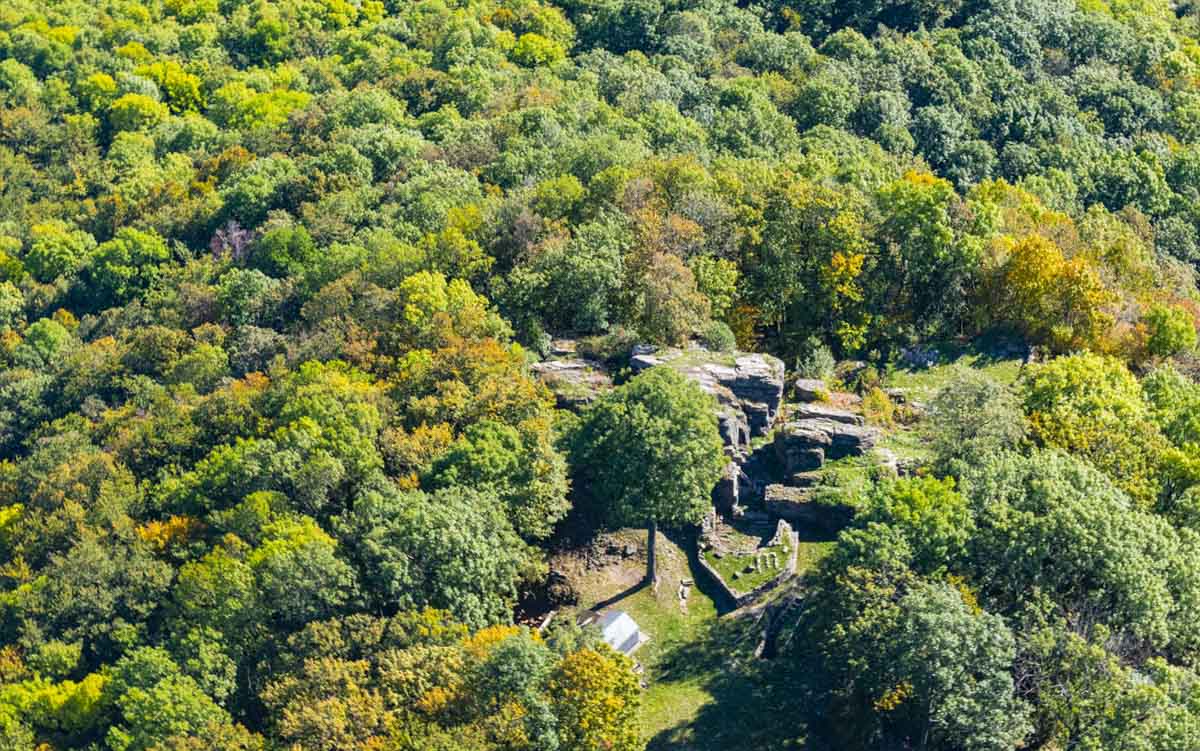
[532,339,886,538]
[773,404,880,475]
[581,536,644,571]
[762,383,882,526]
[629,345,785,452]
[529,339,614,410]
[763,484,853,532]
[530,357,613,410]
[532,341,794,524]
[531,342,786,455]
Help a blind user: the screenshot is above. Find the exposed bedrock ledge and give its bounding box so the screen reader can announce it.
[630,346,785,451]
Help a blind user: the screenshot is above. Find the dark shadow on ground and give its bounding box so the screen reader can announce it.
[644,599,831,751]
[725,515,774,544]
[665,527,736,615]
[591,579,649,611]
[645,530,834,750]
[793,522,841,544]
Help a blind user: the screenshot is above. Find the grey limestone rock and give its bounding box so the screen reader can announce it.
[773,418,880,469]
[793,378,827,401]
[530,357,613,411]
[790,403,865,426]
[632,346,785,450]
[764,484,853,531]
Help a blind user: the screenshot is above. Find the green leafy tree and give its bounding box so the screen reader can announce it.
[550,646,641,751]
[426,419,570,541]
[881,582,1031,751]
[338,484,530,628]
[1144,303,1197,359]
[961,450,1181,649]
[810,543,1029,751]
[248,224,318,279]
[1021,353,1166,507]
[1143,364,1200,446]
[745,175,871,354]
[926,368,1026,475]
[24,221,95,283]
[247,516,358,629]
[169,543,262,660]
[512,33,567,66]
[569,366,725,583]
[135,61,204,114]
[103,647,236,751]
[859,477,974,574]
[108,93,169,132]
[873,171,978,339]
[85,228,172,309]
[1021,620,1200,751]
[217,268,283,327]
[12,317,74,369]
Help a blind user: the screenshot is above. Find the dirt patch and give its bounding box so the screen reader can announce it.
[549,529,700,616]
[825,390,863,412]
[551,530,647,603]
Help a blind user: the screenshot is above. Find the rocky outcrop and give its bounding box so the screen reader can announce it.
[773,418,880,474]
[822,421,880,458]
[763,484,808,515]
[631,346,785,452]
[532,343,784,453]
[764,484,853,532]
[714,461,744,513]
[793,378,827,402]
[530,357,613,411]
[790,403,865,426]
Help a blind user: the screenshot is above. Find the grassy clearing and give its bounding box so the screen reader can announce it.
[641,677,717,743]
[795,540,836,575]
[812,453,876,503]
[644,606,817,751]
[876,346,1024,468]
[552,527,834,750]
[877,423,936,464]
[884,349,1024,403]
[552,527,823,747]
[665,347,741,369]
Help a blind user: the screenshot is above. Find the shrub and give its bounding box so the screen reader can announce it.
[1022,352,1166,508]
[578,327,640,364]
[795,337,836,379]
[850,364,882,394]
[1144,303,1197,358]
[927,368,1026,475]
[699,320,736,352]
[862,387,896,427]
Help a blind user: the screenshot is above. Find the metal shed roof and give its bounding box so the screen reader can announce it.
[598,610,642,655]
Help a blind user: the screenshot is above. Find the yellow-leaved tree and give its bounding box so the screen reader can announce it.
[550,646,642,751]
[998,234,1117,353]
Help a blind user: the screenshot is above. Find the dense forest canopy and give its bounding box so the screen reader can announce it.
[4,0,1200,748]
